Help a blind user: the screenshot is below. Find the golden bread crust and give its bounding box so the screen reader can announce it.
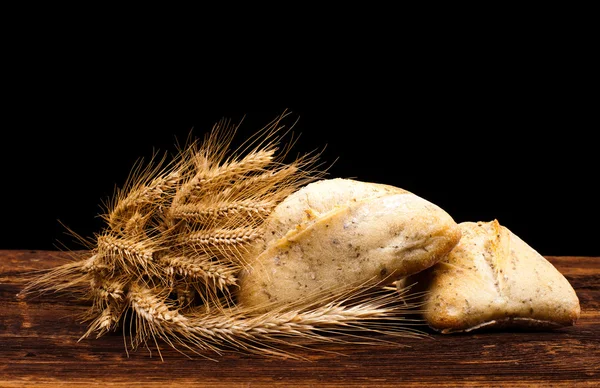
[410,220,580,333]
[237,179,461,312]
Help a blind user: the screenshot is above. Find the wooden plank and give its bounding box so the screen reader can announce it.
[1,250,598,387]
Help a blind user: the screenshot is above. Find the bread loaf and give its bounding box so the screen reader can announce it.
[237,178,462,311]
[404,220,580,333]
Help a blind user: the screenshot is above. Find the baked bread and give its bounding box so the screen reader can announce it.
[237,178,462,311]
[404,220,580,333]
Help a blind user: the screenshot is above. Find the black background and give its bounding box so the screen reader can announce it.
[2,16,597,256]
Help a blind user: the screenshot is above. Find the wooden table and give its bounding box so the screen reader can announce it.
[1,250,598,387]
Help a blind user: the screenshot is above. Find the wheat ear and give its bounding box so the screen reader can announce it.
[159,254,239,291]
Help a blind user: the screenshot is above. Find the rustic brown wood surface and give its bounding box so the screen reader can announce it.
[0,250,598,387]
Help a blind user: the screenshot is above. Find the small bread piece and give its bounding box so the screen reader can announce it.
[237,179,462,312]
[406,220,580,333]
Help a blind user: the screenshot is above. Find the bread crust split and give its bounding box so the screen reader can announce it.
[405,220,581,333]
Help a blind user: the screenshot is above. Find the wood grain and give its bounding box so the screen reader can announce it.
[1,250,598,387]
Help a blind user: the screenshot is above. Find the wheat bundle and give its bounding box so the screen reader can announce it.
[21,112,429,360]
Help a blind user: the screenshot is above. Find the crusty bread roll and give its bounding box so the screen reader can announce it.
[404,220,580,333]
[237,178,462,311]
